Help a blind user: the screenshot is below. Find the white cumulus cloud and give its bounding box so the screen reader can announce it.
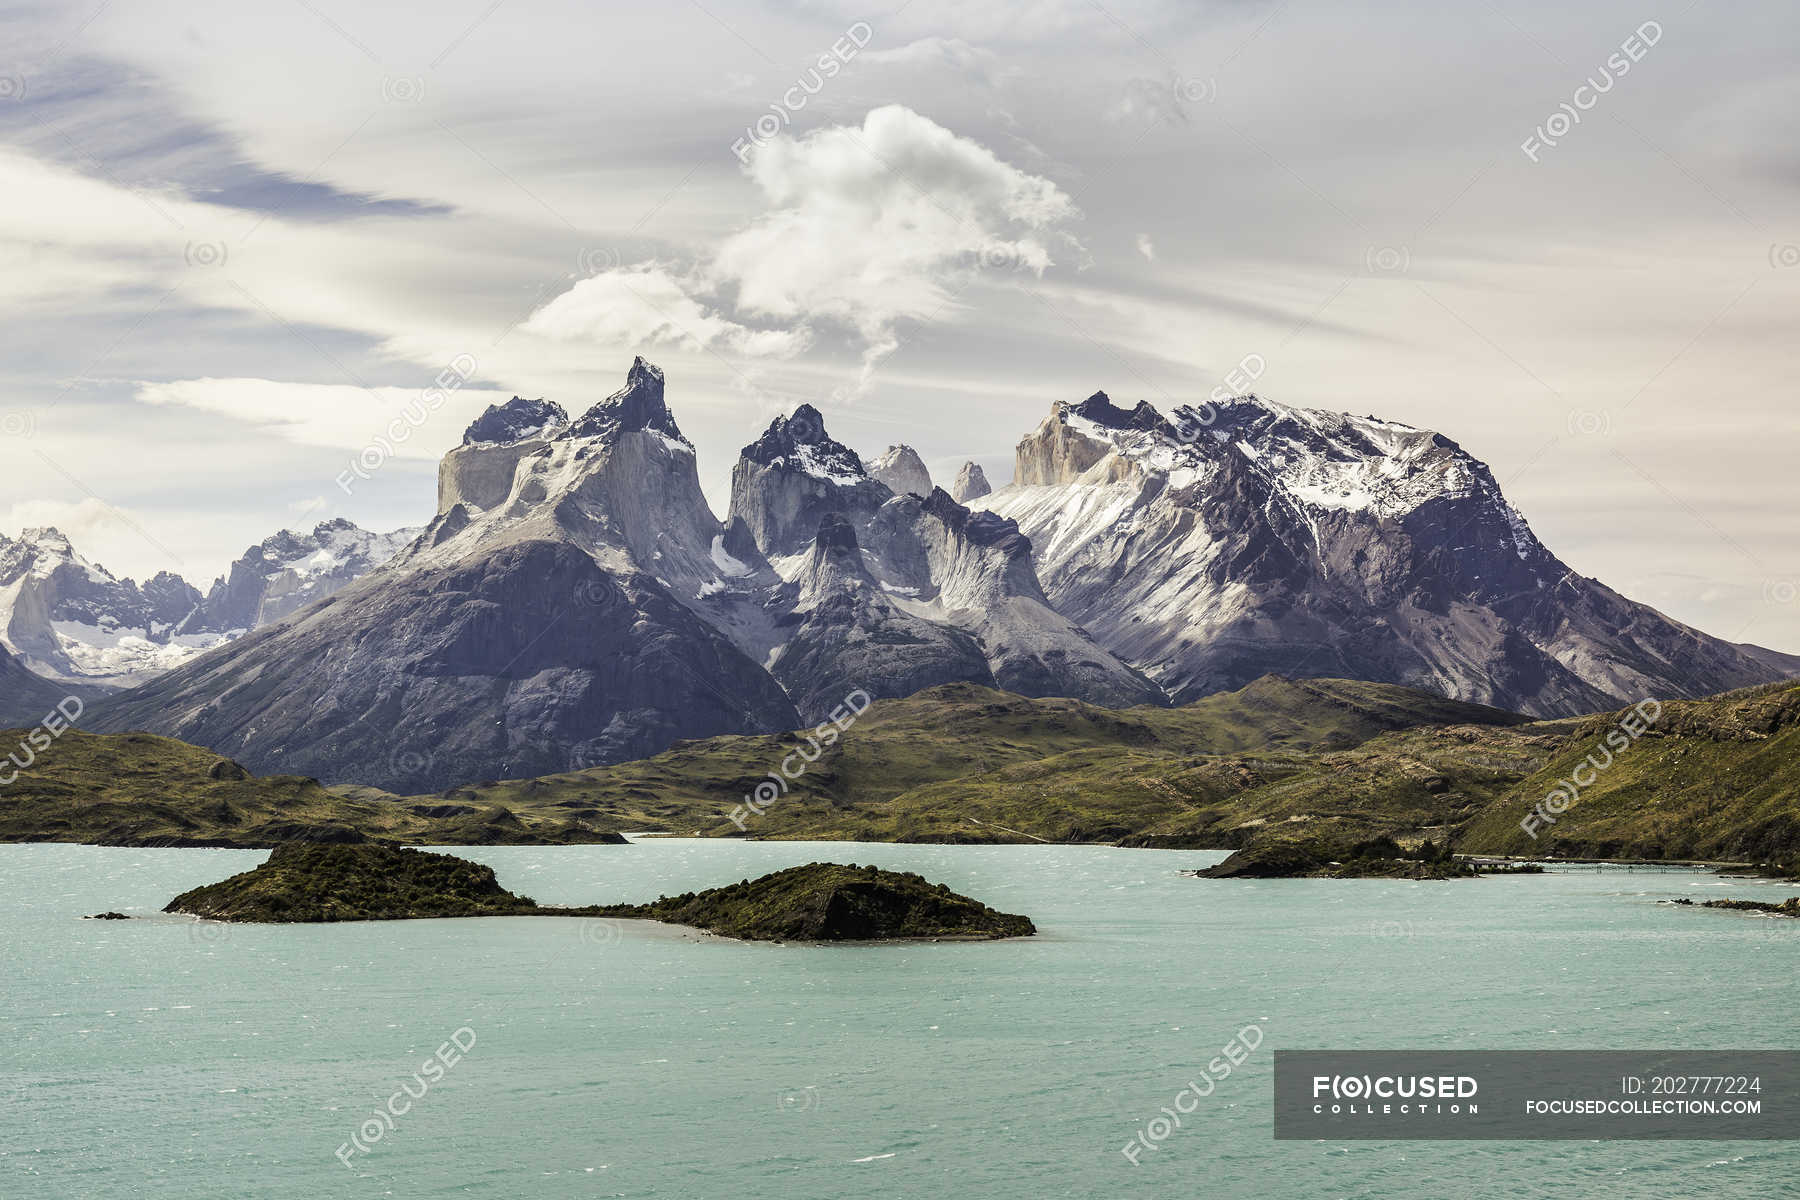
[714,104,1081,391]
[523,264,811,358]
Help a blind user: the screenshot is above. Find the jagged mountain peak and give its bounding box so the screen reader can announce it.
[740,405,866,484]
[919,486,1024,553]
[950,461,991,502]
[14,526,76,554]
[1068,390,1168,434]
[868,444,932,497]
[462,396,569,446]
[564,356,686,444]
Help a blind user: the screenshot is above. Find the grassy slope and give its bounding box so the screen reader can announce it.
[0,730,629,846]
[374,678,1528,842]
[1460,682,1800,862]
[29,678,1797,861]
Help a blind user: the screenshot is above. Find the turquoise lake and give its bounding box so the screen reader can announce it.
[4,840,1797,1198]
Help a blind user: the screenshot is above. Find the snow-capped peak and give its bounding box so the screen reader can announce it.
[462,396,569,446]
[742,404,867,485]
[564,356,688,445]
[1043,390,1523,526]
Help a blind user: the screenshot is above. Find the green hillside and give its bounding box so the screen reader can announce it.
[375,677,1528,841]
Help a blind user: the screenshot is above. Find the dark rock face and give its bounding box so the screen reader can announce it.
[0,644,89,725]
[462,396,569,445]
[772,515,995,720]
[981,393,1800,717]
[91,540,800,792]
[564,357,684,442]
[730,405,890,560]
[598,862,1036,941]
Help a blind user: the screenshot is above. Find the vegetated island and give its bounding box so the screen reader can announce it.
[163,845,1034,940]
[1194,833,1542,879]
[165,843,551,922]
[589,862,1036,941]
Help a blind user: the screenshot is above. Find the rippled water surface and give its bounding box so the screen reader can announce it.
[4,841,1796,1197]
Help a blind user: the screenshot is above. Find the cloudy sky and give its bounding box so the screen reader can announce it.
[2,0,1797,650]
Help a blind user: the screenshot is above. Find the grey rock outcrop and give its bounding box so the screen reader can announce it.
[770,514,995,720]
[728,405,890,562]
[868,445,932,498]
[950,461,991,502]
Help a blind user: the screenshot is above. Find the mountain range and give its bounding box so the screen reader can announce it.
[41,355,1794,790]
[974,392,1799,713]
[0,519,416,691]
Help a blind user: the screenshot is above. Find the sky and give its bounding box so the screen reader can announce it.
[1,0,1797,651]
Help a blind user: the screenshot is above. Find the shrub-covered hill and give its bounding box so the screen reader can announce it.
[594,862,1036,941]
[164,844,546,922]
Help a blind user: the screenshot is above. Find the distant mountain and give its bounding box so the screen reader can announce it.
[867,444,932,497]
[182,518,420,636]
[92,361,1159,787]
[0,527,208,687]
[950,461,991,502]
[0,519,414,688]
[973,391,1800,716]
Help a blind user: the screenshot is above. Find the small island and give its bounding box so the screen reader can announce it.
[1699,897,1800,917]
[1194,834,1539,879]
[161,846,1035,941]
[590,862,1036,941]
[164,843,549,922]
